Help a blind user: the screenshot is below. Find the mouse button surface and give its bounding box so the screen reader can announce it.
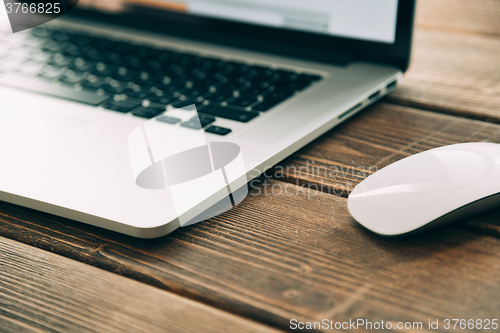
[347,191,445,235]
[429,149,490,186]
[353,149,490,196]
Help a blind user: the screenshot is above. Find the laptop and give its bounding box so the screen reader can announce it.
[0,0,415,238]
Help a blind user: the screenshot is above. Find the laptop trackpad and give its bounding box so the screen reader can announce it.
[0,103,88,158]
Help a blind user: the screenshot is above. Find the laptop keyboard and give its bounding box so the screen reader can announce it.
[0,26,323,135]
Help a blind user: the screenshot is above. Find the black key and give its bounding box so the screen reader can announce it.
[62,42,82,57]
[238,81,269,96]
[147,92,176,105]
[70,58,95,72]
[112,67,140,81]
[226,95,258,108]
[132,106,165,118]
[41,39,64,53]
[49,53,73,67]
[101,82,127,94]
[0,76,111,106]
[154,79,185,93]
[123,55,144,70]
[272,69,298,81]
[91,62,117,76]
[300,73,322,82]
[82,46,103,61]
[181,120,202,130]
[205,126,232,136]
[203,89,233,103]
[50,31,74,42]
[133,72,162,86]
[60,70,87,84]
[200,105,258,122]
[214,77,241,91]
[170,99,205,109]
[264,90,294,100]
[177,86,209,98]
[156,115,181,124]
[271,78,311,92]
[81,74,107,90]
[251,98,283,112]
[198,114,216,127]
[181,114,216,129]
[123,89,152,100]
[102,100,141,113]
[105,52,125,66]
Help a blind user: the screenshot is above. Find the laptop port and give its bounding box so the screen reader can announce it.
[386,80,398,90]
[368,91,381,101]
[339,103,363,120]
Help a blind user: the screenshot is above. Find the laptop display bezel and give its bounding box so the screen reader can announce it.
[67,0,416,71]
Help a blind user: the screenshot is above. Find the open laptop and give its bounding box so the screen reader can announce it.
[0,0,415,238]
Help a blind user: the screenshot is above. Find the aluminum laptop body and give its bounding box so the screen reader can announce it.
[0,0,415,238]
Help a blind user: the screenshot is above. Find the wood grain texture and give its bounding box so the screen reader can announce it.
[1,175,500,332]
[417,0,500,36]
[0,236,281,333]
[385,30,500,123]
[274,102,500,197]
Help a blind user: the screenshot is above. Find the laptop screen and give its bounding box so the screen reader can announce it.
[81,0,399,44]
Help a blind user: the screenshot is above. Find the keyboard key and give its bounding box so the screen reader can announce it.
[181,120,202,130]
[101,83,126,94]
[60,69,87,84]
[132,106,165,118]
[170,99,205,109]
[0,76,111,106]
[133,72,162,86]
[147,92,176,105]
[156,115,181,124]
[251,98,283,112]
[123,89,151,100]
[112,67,140,81]
[264,90,294,100]
[205,126,232,136]
[70,57,95,72]
[198,114,216,127]
[227,95,258,108]
[300,73,322,82]
[49,53,73,67]
[81,74,107,90]
[181,114,216,129]
[200,105,258,122]
[203,89,233,103]
[91,62,116,76]
[178,86,209,99]
[102,100,141,112]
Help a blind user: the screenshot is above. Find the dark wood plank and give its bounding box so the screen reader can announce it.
[274,102,500,197]
[1,174,500,331]
[385,29,500,123]
[0,236,281,333]
[417,0,500,36]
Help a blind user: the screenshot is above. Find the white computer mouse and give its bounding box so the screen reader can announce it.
[348,142,500,236]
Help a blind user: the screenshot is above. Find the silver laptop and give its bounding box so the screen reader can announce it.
[0,0,415,238]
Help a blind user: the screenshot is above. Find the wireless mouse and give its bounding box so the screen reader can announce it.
[348,142,500,236]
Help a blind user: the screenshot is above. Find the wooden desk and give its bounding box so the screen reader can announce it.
[2,1,500,331]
